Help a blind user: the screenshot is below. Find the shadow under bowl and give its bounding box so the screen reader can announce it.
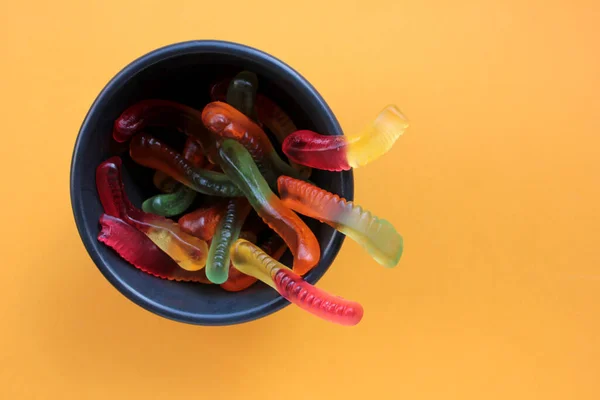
[70,40,354,325]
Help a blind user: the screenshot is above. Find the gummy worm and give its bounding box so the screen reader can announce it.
[129,133,243,197]
[96,156,208,271]
[142,186,197,217]
[205,198,251,284]
[277,176,403,267]
[98,214,211,283]
[178,201,227,242]
[113,99,219,162]
[226,71,258,118]
[202,101,304,184]
[282,105,409,171]
[231,239,363,326]
[220,232,287,292]
[143,138,205,216]
[211,78,309,176]
[218,139,320,275]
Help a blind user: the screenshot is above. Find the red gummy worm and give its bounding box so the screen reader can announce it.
[96,156,207,240]
[96,156,209,271]
[178,202,227,241]
[96,156,132,218]
[282,130,350,171]
[273,268,363,326]
[98,214,211,283]
[112,99,217,161]
[96,156,162,224]
[113,99,200,142]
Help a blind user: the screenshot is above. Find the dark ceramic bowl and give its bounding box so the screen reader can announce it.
[70,40,353,325]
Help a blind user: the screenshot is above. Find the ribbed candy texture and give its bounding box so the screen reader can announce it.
[220,232,286,292]
[205,199,250,284]
[202,101,303,183]
[278,176,403,267]
[98,214,211,283]
[231,240,363,326]
[218,139,320,275]
[141,137,204,216]
[96,156,208,271]
[129,133,242,197]
[346,105,409,168]
[282,131,349,171]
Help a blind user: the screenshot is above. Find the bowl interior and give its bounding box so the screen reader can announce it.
[71,42,353,325]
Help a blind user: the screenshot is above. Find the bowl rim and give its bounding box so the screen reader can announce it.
[70,40,354,325]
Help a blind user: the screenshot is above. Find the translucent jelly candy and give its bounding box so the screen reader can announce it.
[205,199,251,284]
[277,176,403,267]
[142,138,205,217]
[98,214,211,283]
[181,137,205,167]
[142,186,197,217]
[282,105,409,171]
[255,95,311,178]
[218,139,320,275]
[178,202,227,241]
[226,71,258,118]
[220,232,286,292]
[201,101,303,185]
[113,99,219,162]
[129,133,242,197]
[231,239,363,326]
[96,156,209,271]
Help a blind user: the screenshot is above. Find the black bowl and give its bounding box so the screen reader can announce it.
[70,40,354,325]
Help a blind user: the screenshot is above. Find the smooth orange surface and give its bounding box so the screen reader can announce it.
[1,1,599,399]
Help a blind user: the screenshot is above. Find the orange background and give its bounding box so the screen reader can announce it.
[2,0,599,399]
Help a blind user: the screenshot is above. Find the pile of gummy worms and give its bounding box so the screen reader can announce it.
[96,71,409,326]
